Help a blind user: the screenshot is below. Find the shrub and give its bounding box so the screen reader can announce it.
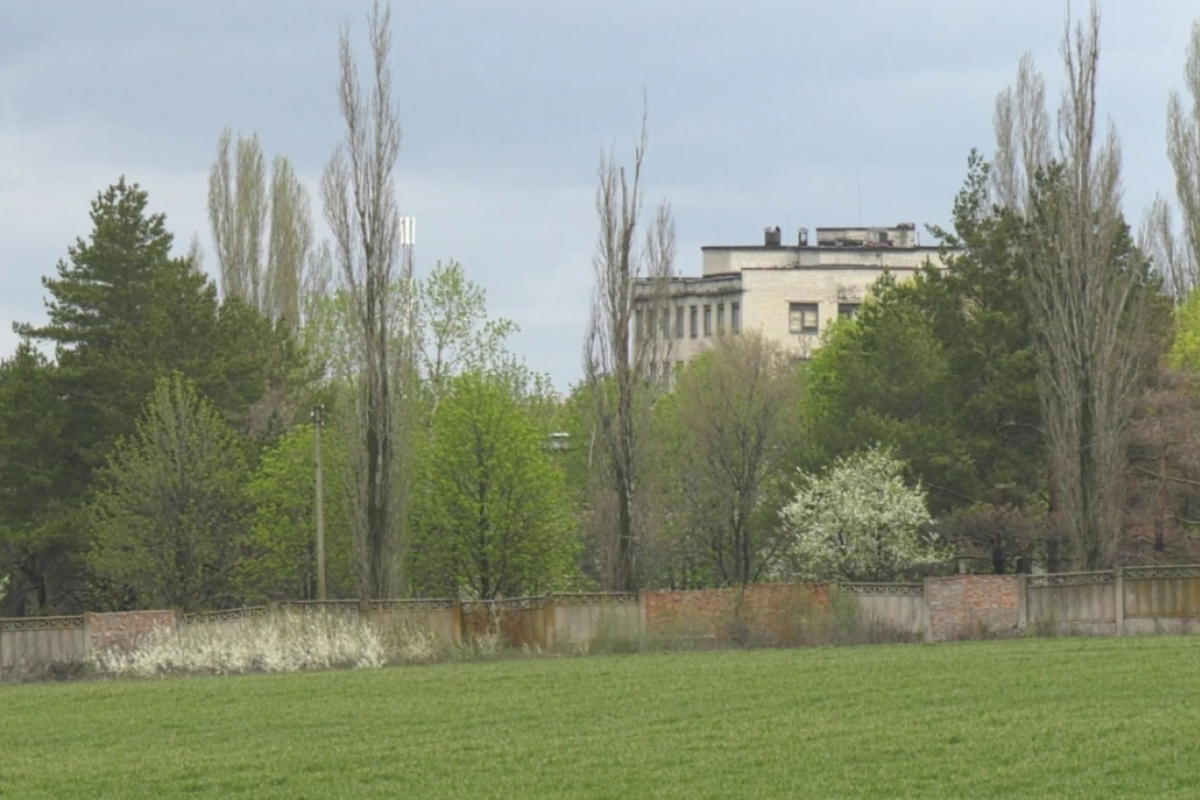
[90,610,388,677]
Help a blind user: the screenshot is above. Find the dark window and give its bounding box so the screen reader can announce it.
[788,302,819,334]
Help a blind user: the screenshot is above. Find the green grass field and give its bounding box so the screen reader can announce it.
[3,636,1200,798]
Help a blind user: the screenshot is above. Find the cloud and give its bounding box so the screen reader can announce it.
[4,0,1200,387]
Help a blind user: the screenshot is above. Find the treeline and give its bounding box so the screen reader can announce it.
[4,3,1200,616]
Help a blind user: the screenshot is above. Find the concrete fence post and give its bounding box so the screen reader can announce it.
[637,589,647,639]
[543,594,556,650]
[1017,574,1028,633]
[451,598,463,646]
[82,611,94,661]
[1114,566,1124,637]
[922,577,934,643]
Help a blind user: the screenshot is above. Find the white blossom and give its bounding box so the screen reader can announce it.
[774,446,945,582]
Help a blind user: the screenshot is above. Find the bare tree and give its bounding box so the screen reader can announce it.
[664,332,799,587]
[992,52,1050,214]
[208,131,316,334]
[996,3,1152,569]
[266,156,315,335]
[1146,18,1200,300]
[185,232,206,276]
[320,0,408,598]
[208,130,268,306]
[1124,366,1200,563]
[583,106,676,591]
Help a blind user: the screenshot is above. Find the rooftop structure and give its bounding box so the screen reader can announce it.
[634,223,957,379]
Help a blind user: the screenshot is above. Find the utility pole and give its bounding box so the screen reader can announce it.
[313,404,327,601]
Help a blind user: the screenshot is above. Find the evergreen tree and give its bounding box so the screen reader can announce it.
[88,374,249,612]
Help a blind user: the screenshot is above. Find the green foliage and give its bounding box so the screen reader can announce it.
[801,153,1044,548]
[409,368,577,598]
[651,333,802,588]
[776,446,944,582]
[239,424,356,602]
[0,345,80,614]
[18,179,293,480]
[2,179,302,612]
[1170,289,1200,373]
[87,374,249,612]
[803,287,967,504]
[418,259,519,402]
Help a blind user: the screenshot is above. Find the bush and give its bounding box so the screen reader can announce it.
[90,610,396,677]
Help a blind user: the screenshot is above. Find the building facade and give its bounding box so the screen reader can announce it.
[634,223,957,376]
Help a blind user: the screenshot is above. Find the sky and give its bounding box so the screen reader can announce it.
[1,1,1196,391]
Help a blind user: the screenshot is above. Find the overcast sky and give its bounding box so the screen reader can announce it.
[1,1,1196,390]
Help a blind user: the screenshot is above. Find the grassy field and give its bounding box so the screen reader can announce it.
[3,636,1200,798]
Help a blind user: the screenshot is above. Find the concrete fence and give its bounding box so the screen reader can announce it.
[8,566,1200,675]
[844,583,927,636]
[1026,565,1200,636]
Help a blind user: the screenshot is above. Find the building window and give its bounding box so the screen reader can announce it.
[648,360,658,383]
[658,307,670,340]
[717,304,725,335]
[689,305,698,338]
[788,302,819,334]
[703,305,712,337]
[731,302,741,333]
[635,307,644,341]
[648,308,658,340]
[838,303,861,321]
[675,306,685,339]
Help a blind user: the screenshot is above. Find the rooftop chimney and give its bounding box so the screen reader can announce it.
[764,226,782,247]
[798,227,809,247]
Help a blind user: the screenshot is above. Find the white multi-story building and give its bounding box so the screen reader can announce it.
[633,223,957,376]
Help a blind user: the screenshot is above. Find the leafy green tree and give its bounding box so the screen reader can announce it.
[775,447,944,582]
[16,179,289,484]
[0,344,80,615]
[654,333,801,587]
[1170,290,1200,373]
[88,374,249,612]
[417,259,518,414]
[239,423,357,602]
[409,368,576,599]
[801,154,1046,571]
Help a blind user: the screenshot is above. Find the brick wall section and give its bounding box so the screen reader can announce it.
[643,584,828,642]
[925,576,1020,641]
[87,611,177,654]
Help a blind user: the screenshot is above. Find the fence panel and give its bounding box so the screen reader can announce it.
[1026,571,1116,635]
[365,599,459,644]
[0,616,87,673]
[1123,566,1200,634]
[552,593,640,644]
[462,597,548,648]
[843,584,926,635]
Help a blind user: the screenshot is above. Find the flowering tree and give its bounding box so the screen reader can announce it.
[775,447,944,582]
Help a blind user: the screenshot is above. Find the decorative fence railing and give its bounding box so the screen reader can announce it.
[842,582,924,596]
